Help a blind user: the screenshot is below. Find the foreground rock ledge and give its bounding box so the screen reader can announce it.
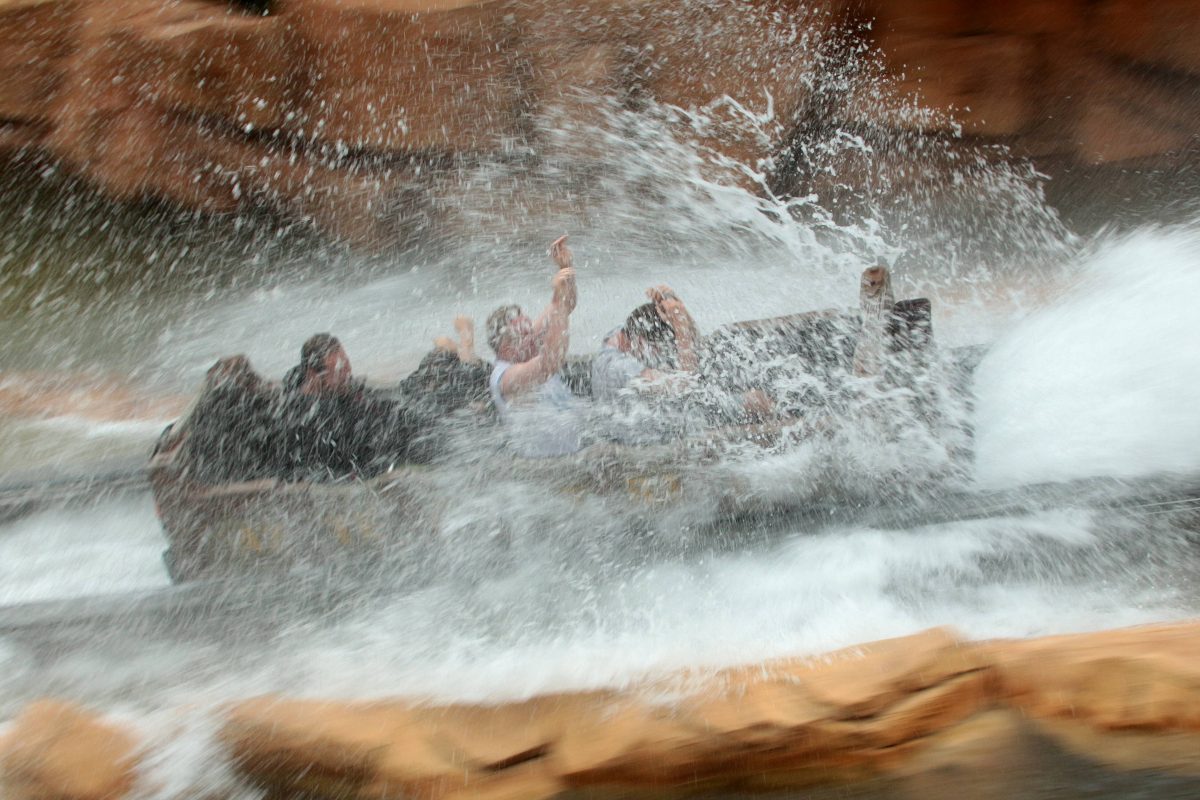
[6,623,1200,800]
[0,700,138,800]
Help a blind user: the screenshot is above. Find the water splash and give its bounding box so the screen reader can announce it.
[975,224,1200,488]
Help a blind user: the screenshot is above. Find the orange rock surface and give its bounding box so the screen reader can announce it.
[4,622,1200,798]
[220,622,1200,799]
[0,700,139,800]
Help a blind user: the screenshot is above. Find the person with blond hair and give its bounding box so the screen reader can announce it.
[486,235,583,457]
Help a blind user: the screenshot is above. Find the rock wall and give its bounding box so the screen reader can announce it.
[2,0,1200,245]
[851,0,1200,163]
[845,0,1200,223]
[4,622,1200,799]
[0,0,824,246]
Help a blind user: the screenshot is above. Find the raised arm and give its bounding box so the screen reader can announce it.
[647,284,699,372]
[452,315,481,364]
[531,235,576,338]
[500,237,576,399]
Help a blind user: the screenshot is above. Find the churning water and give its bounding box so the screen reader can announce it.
[0,8,1199,795]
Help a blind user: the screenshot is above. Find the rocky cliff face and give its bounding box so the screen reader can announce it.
[4,622,1200,799]
[2,0,1198,245]
[846,0,1200,224]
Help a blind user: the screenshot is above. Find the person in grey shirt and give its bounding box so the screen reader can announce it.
[591,286,701,442]
[593,286,700,399]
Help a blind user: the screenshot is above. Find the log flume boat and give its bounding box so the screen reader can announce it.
[148,300,949,583]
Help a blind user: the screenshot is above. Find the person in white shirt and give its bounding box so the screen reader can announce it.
[486,235,583,458]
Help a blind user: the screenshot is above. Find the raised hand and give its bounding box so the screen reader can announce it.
[552,266,577,313]
[453,315,475,345]
[645,284,674,306]
[549,235,573,271]
[647,284,694,337]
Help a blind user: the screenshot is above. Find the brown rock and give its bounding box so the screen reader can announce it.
[773,626,978,717]
[1033,717,1200,777]
[221,692,610,799]
[285,0,521,153]
[223,697,465,798]
[125,11,309,135]
[6,0,1200,243]
[525,40,628,143]
[831,669,992,751]
[0,700,139,800]
[0,0,81,124]
[1071,54,1197,164]
[975,0,1084,35]
[867,0,982,37]
[0,120,46,156]
[873,30,1036,135]
[554,700,722,786]
[987,621,1200,732]
[218,623,1200,798]
[1092,0,1200,76]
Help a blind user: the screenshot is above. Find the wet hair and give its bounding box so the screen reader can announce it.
[206,355,260,391]
[623,303,674,345]
[301,333,341,373]
[486,305,522,353]
[282,334,342,393]
[623,303,676,369]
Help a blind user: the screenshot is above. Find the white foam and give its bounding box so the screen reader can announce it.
[974,226,1200,488]
[0,497,168,605]
[155,508,1181,706]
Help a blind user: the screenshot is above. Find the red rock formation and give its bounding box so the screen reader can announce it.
[2,0,1200,244]
[0,0,824,245]
[220,622,1200,799]
[846,0,1200,164]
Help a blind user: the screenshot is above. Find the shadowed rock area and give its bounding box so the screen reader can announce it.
[3,622,1199,799]
[3,0,1200,247]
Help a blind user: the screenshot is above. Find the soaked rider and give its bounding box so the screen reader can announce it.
[486,235,583,458]
[382,315,495,463]
[589,285,704,443]
[851,260,896,379]
[158,355,284,483]
[278,334,393,480]
[592,285,700,403]
[398,315,492,417]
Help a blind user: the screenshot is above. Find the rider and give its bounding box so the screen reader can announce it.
[160,355,283,483]
[278,333,383,480]
[486,235,583,458]
[590,285,707,443]
[399,315,492,417]
[591,284,700,405]
[852,260,896,379]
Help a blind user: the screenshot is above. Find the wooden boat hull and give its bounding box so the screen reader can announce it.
[151,440,759,582]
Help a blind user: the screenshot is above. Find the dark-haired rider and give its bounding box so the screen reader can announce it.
[592,284,699,405]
